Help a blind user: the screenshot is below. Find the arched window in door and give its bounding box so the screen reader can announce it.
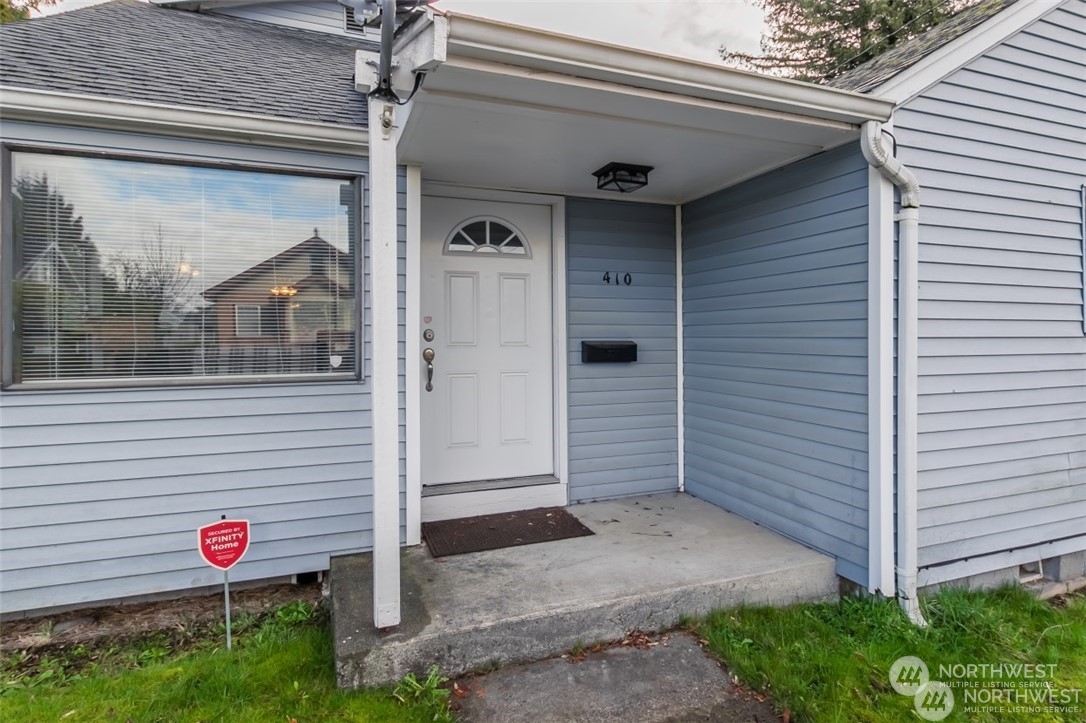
[444,217,530,257]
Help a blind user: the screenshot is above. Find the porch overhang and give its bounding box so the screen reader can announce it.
[379,10,894,204]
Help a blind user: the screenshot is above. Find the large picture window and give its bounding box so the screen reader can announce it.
[6,151,360,386]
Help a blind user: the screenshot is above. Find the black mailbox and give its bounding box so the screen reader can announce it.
[581,341,637,363]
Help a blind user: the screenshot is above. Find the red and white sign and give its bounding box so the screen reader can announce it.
[198,519,250,571]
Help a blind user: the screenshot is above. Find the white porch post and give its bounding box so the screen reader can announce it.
[368,97,402,629]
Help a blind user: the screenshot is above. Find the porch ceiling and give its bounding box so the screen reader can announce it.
[400,60,860,204]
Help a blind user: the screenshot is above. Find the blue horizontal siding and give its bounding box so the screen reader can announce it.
[681,144,870,587]
[895,0,1086,573]
[0,123,405,614]
[215,1,351,36]
[566,198,678,502]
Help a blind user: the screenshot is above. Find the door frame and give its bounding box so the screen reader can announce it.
[406,177,568,537]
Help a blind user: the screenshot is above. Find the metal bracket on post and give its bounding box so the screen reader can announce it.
[378,104,395,140]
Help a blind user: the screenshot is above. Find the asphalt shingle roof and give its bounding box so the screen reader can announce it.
[829,0,1017,93]
[0,0,373,127]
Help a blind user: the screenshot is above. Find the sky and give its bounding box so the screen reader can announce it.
[437,0,766,60]
[16,152,352,294]
[41,0,767,61]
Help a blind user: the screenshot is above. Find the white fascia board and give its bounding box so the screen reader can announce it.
[872,0,1063,105]
[0,87,368,154]
[153,1,293,8]
[439,12,892,126]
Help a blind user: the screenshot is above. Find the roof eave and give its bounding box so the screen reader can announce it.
[0,87,369,154]
[153,0,297,9]
[440,12,893,125]
[868,0,1062,105]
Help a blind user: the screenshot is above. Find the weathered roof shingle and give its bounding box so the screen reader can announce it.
[0,0,372,127]
[830,0,1017,93]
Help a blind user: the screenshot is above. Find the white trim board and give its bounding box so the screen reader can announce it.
[552,197,570,504]
[421,483,567,522]
[405,165,423,546]
[675,205,685,494]
[414,183,569,521]
[0,86,369,154]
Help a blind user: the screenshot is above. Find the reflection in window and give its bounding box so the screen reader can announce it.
[8,152,359,385]
[234,304,264,338]
[445,218,529,256]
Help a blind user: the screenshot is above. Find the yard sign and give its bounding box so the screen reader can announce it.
[197,518,250,649]
[198,519,250,570]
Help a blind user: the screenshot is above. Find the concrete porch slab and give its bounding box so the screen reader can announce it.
[332,493,837,688]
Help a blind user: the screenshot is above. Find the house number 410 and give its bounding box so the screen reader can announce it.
[602,272,633,286]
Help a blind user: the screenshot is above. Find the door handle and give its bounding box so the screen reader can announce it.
[423,348,435,392]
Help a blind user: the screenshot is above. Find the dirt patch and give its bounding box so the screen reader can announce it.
[1,582,323,654]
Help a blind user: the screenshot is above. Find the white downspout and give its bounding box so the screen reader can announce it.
[861,120,927,627]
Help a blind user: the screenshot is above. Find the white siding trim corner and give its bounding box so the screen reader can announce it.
[552,198,571,504]
[676,205,686,494]
[405,165,423,545]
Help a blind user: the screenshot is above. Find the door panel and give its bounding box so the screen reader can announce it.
[420,196,553,486]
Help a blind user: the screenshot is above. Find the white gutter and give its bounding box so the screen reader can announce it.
[154,1,294,9]
[860,120,926,627]
[437,12,893,126]
[0,87,369,154]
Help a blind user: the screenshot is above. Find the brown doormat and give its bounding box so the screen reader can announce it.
[422,507,594,558]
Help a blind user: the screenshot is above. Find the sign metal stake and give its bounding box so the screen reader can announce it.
[197,515,251,652]
[224,567,232,650]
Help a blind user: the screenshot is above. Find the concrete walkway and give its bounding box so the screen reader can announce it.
[453,633,780,722]
[332,493,836,687]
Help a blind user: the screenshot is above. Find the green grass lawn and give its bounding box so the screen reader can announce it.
[699,586,1086,723]
[5,587,1082,722]
[1,603,449,723]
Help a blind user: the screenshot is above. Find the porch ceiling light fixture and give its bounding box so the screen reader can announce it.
[592,162,653,193]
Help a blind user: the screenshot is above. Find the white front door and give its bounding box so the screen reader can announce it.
[420,196,554,487]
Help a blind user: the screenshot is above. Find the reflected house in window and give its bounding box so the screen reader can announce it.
[12,175,112,380]
[202,230,355,363]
